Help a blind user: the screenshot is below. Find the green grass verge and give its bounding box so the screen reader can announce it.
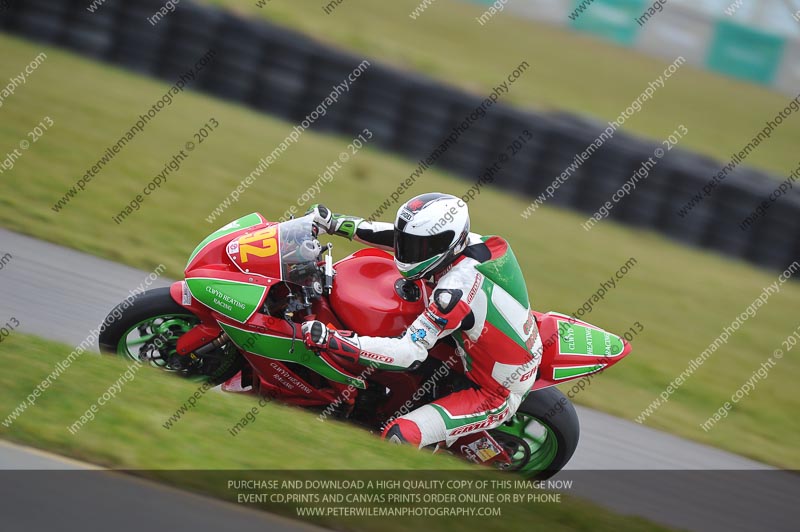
[0,334,672,532]
[208,0,800,178]
[0,34,799,468]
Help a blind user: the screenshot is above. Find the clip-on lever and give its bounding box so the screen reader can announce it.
[322,243,334,294]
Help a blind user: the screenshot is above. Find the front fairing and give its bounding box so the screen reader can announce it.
[224,214,322,290]
[184,213,323,323]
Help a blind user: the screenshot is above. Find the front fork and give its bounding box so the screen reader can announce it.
[169,280,226,356]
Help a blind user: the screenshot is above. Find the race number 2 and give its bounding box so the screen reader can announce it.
[239,227,278,263]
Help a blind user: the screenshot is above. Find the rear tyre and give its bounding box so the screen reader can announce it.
[490,387,580,479]
[98,287,242,385]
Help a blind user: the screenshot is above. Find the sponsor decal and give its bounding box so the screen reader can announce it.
[416,314,442,339]
[410,328,427,342]
[585,326,593,354]
[525,330,539,352]
[399,209,413,221]
[520,366,536,382]
[269,362,313,394]
[522,310,535,336]
[467,274,482,303]
[205,285,247,311]
[181,281,192,305]
[563,321,576,352]
[461,445,479,463]
[461,436,503,463]
[187,278,266,323]
[558,320,624,357]
[424,309,447,329]
[448,410,508,437]
[361,351,394,364]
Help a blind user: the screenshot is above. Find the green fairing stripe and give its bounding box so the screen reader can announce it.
[558,322,625,357]
[431,402,509,430]
[219,323,366,389]
[475,236,529,308]
[553,364,605,380]
[481,281,531,353]
[187,213,263,267]
[186,277,265,323]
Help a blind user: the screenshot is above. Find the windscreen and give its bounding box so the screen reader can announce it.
[278,214,323,288]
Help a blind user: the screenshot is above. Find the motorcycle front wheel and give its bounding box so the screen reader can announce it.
[98,287,242,385]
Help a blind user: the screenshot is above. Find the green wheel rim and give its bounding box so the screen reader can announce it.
[491,412,559,475]
[116,313,199,373]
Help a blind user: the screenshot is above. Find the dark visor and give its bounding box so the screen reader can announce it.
[395,230,455,264]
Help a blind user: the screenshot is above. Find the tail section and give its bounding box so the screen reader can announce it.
[532,311,632,391]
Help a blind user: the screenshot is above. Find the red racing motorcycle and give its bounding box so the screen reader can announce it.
[100,213,632,477]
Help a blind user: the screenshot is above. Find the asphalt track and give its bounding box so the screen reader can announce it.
[0,440,326,532]
[1,228,797,531]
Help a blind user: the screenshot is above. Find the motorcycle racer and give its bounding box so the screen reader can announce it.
[301,193,542,448]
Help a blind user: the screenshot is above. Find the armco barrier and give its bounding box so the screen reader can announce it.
[0,0,797,272]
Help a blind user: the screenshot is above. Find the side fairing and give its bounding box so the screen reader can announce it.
[185,277,266,323]
[219,322,366,389]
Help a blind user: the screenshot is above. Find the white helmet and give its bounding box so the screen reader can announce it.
[394,193,470,280]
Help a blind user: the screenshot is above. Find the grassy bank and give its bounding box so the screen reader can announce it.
[0,334,671,532]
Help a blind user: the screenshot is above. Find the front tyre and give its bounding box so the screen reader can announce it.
[98,287,242,385]
[490,387,580,479]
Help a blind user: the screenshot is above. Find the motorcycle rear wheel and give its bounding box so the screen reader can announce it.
[490,386,580,479]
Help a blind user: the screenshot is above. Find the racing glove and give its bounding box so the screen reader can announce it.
[306,204,362,240]
[301,320,360,364]
[307,204,334,234]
